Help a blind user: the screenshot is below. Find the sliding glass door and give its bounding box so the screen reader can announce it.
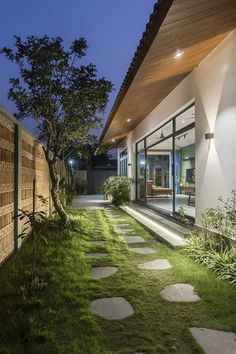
[136,141,146,201]
[135,104,195,219]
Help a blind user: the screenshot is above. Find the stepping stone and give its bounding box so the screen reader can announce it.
[130,247,157,255]
[160,284,201,302]
[138,259,171,270]
[89,240,106,245]
[116,228,135,233]
[190,328,236,354]
[91,297,134,320]
[91,266,118,279]
[111,223,130,227]
[109,219,126,222]
[123,236,146,244]
[86,252,108,258]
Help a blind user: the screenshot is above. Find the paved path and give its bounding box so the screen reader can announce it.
[72,194,110,209]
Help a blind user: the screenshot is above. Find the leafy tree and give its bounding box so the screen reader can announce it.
[71,134,113,168]
[1,35,113,224]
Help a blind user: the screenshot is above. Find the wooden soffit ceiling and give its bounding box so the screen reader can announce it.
[101,0,236,144]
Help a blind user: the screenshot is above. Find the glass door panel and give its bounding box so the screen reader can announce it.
[174,127,195,218]
[137,150,146,201]
[146,137,173,214]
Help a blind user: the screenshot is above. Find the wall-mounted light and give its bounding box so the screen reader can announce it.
[112,138,115,143]
[174,49,184,59]
[128,163,132,166]
[126,118,131,122]
[205,133,214,140]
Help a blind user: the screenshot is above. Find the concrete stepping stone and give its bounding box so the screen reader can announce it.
[112,223,130,227]
[91,266,118,279]
[190,328,236,354]
[123,236,146,244]
[89,240,106,245]
[138,259,171,269]
[160,284,201,302]
[86,252,108,258]
[109,219,126,222]
[116,228,135,233]
[130,247,156,254]
[91,297,134,320]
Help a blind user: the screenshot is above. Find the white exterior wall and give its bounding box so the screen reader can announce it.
[119,30,236,224]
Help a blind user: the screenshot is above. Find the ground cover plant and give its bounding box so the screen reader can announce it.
[180,191,236,284]
[0,206,235,354]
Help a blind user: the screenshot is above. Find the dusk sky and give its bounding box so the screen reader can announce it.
[0,0,156,137]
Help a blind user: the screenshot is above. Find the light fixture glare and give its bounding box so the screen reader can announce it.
[174,49,184,59]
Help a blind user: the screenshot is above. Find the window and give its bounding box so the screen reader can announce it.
[119,149,128,176]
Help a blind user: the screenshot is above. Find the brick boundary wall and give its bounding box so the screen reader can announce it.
[0,106,67,265]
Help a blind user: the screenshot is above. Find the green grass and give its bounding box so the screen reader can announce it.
[0,207,235,354]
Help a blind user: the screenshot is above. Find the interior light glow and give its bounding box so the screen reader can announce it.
[126,118,131,122]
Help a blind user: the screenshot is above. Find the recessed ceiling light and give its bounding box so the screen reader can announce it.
[174,49,184,59]
[126,118,131,122]
[182,120,185,123]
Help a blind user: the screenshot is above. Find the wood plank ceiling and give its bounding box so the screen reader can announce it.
[101,0,236,144]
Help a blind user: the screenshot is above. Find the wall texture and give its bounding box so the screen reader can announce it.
[0,107,65,264]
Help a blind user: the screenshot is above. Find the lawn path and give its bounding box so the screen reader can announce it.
[84,205,236,354]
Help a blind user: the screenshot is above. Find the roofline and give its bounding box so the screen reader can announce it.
[100,0,174,144]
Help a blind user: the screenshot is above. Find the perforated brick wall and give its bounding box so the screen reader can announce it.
[0,107,66,265]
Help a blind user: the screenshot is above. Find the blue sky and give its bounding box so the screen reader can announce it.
[0,0,156,136]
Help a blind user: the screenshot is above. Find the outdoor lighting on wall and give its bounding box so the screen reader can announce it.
[69,159,73,165]
[112,138,115,143]
[176,133,187,140]
[174,49,184,59]
[205,133,214,140]
[128,163,132,166]
[126,118,132,122]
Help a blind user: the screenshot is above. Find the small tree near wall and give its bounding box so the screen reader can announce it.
[1,36,113,224]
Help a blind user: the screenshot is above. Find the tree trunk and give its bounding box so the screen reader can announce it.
[48,159,70,225]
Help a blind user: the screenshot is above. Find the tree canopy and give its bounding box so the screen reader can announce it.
[1,35,113,223]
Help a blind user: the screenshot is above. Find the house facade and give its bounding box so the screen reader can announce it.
[100,0,236,225]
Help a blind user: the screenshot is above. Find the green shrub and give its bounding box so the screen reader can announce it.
[101,176,131,206]
[184,234,236,283]
[181,190,236,284]
[59,186,75,208]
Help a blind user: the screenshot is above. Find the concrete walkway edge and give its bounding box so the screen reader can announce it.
[120,205,187,248]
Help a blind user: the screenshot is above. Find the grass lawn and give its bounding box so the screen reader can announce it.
[0,207,235,354]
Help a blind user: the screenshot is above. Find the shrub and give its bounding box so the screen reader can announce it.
[59,186,75,208]
[101,176,131,206]
[181,191,236,284]
[184,234,236,283]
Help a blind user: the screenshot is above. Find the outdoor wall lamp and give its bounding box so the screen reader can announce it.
[205,133,214,140]
[128,163,132,166]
